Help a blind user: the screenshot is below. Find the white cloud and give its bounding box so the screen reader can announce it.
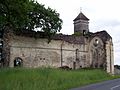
[38,0,120,65]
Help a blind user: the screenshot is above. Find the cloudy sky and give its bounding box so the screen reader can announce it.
[38,0,120,65]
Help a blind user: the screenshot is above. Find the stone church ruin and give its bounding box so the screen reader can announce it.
[0,12,114,74]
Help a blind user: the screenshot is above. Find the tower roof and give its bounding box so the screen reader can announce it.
[73,12,89,21]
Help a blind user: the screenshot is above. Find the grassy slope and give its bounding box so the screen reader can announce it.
[0,68,119,90]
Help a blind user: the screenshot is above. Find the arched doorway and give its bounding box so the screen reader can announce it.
[14,57,23,67]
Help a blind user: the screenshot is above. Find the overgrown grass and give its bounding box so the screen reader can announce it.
[0,68,119,90]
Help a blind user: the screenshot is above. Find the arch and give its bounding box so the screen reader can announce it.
[89,37,105,68]
[14,57,23,67]
[83,30,86,36]
[75,49,79,61]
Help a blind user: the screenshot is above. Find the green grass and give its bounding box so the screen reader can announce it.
[0,68,119,90]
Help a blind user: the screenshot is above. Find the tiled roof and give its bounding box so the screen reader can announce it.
[74,12,89,21]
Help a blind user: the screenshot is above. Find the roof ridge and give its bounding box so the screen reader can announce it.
[74,12,89,21]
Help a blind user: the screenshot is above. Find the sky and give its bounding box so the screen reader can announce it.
[37,0,120,65]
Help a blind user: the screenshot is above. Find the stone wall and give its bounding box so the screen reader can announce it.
[8,32,114,74]
[9,35,88,69]
[89,36,106,68]
[106,39,114,74]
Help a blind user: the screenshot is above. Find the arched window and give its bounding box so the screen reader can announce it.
[93,39,99,47]
[76,49,79,61]
[14,57,23,67]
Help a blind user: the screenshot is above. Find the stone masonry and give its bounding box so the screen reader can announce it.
[1,12,114,74]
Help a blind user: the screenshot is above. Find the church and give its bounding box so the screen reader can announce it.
[0,12,114,74]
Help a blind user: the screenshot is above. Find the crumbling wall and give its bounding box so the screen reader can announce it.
[89,37,106,68]
[9,35,88,68]
[106,39,114,74]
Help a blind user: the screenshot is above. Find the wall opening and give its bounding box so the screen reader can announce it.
[14,57,23,67]
[94,39,99,47]
[83,30,86,36]
[75,49,79,61]
[73,61,76,70]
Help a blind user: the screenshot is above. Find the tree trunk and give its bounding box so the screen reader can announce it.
[2,26,13,67]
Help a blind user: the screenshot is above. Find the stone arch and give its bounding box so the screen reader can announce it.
[14,57,23,67]
[89,37,105,68]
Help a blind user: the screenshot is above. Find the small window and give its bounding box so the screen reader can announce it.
[75,49,79,55]
[94,39,99,47]
[76,49,79,61]
[95,39,99,44]
[80,66,82,68]
[14,57,23,67]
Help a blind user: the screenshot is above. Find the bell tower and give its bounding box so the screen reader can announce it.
[73,12,89,35]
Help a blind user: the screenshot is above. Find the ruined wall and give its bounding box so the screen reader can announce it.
[9,36,61,68]
[8,32,114,73]
[89,37,106,68]
[9,35,88,69]
[88,36,114,74]
[106,39,114,74]
[61,41,88,69]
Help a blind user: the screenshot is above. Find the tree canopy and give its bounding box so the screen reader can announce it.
[0,0,63,38]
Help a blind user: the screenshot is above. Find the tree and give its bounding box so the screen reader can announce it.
[0,0,62,67]
[0,0,63,37]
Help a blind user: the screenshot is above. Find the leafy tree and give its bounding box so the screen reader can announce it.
[0,0,63,37]
[0,0,62,67]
